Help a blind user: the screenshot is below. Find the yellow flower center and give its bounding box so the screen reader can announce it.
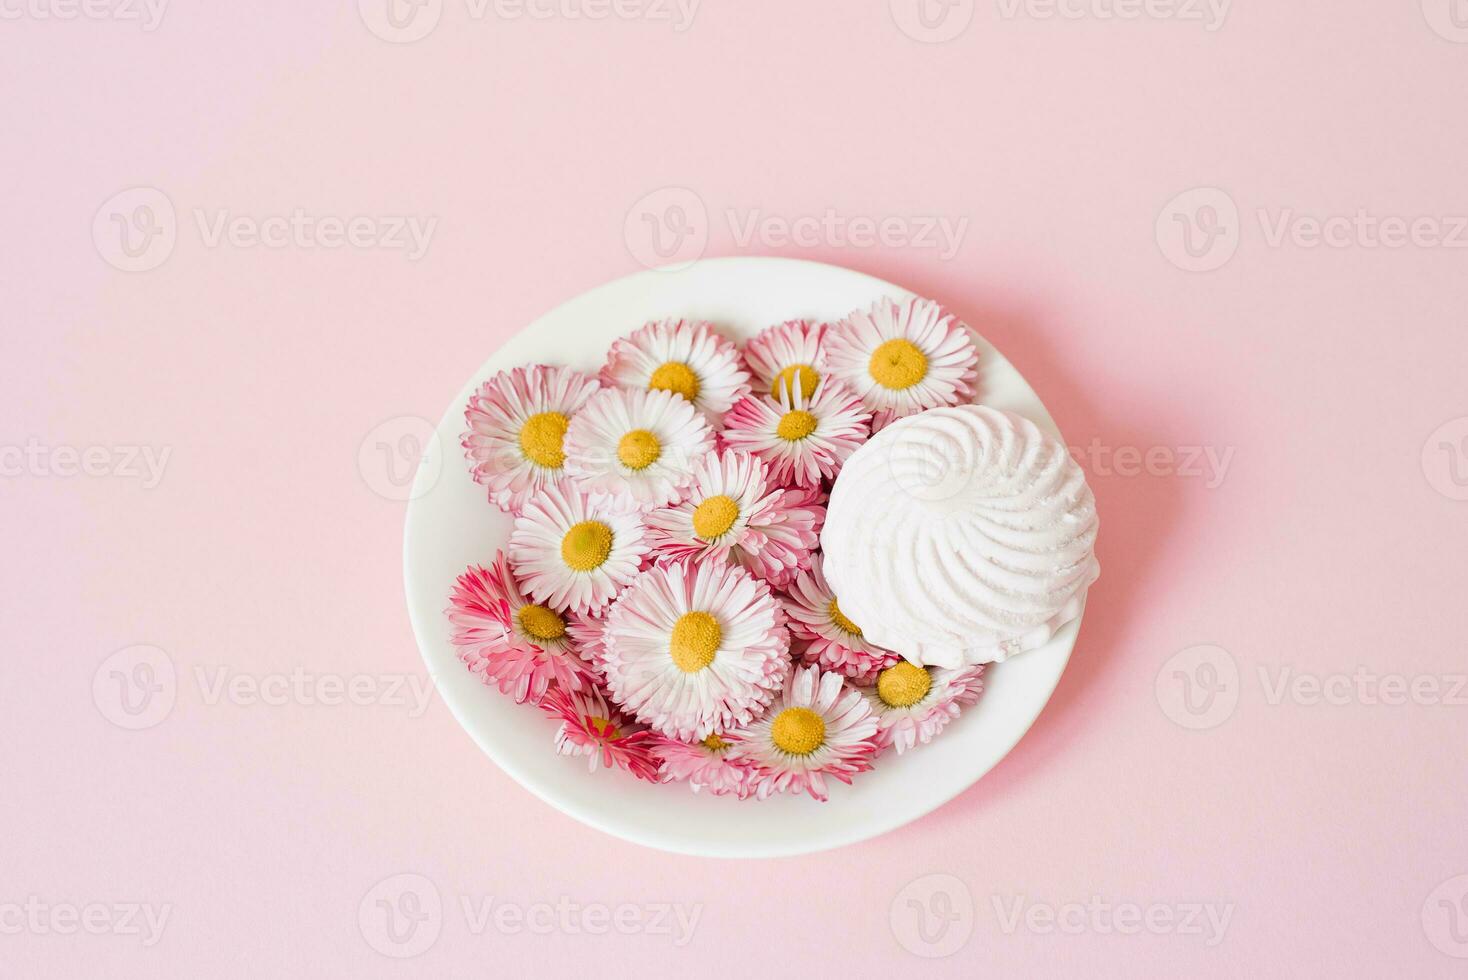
[617,429,661,471]
[770,364,820,401]
[518,411,570,468]
[587,715,617,739]
[690,494,739,539]
[868,338,928,390]
[517,604,566,642]
[702,733,731,753]
[776,409,819,442]
[877,661,932,708]
[827,598,863,638]
[560,520,613,572]
[770,706,826,756]
[648,361,701,403]
[669,611,721,673]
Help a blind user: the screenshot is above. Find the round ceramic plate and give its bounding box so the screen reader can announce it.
[403,257,1083,858]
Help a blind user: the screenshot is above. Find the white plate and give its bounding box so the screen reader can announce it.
[403,257,1082,858]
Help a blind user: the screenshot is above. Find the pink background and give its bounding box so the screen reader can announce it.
[5,1,1468,976]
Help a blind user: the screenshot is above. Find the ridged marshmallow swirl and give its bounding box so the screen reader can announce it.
[822,406,1099,667]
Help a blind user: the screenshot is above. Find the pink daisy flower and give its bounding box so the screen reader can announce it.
[728,665,879,802]
[862,662,986,755]
[650,733,754,799]
[508,481,649,614]
[565,608,610,681]
[721,378,871,490]
[600,560,790,741]
[563,386,714,512]
[782,555,900,683]
[644,450,822,588]
[539,685,660,782]
[444,556,593,704]
[823,297,979,430]
[601,319,751,423]
[742,319,827,402]
[461,364,601,513]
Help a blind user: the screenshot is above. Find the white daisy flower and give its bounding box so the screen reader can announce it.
[643,450,822,588]
[563,386,714,512]
[721,378,871,489]
[729,665,879,802]
[600,561,790,741]
[508,481,649,614]
[861,661,985,755]
[823,297,979,429]
[461,364,601,513]
[600,319,751,423]
[743,319,827,402]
